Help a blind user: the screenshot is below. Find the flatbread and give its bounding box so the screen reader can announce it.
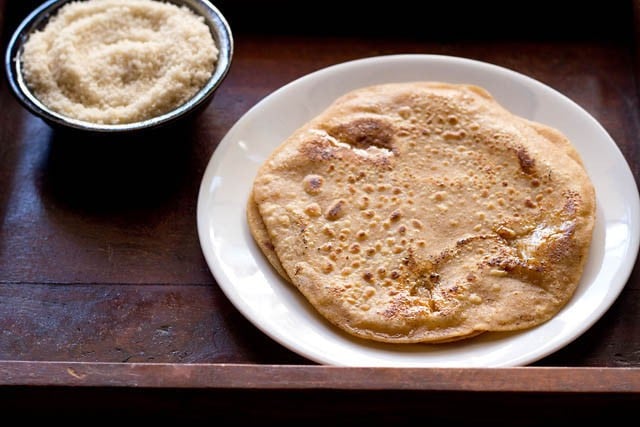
[247,192,290,281]
[248,82,596,343]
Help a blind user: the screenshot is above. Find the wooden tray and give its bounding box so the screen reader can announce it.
[1,0,638,421]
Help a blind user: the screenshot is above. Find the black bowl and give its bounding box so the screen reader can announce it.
[4,0,233,133]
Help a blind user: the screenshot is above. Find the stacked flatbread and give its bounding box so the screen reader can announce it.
[247,82,596,343]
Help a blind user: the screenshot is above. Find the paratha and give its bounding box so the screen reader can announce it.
[248,82,596,344]
[247,193,290,281]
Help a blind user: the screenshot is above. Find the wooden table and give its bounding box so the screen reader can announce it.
[1,0,639,422]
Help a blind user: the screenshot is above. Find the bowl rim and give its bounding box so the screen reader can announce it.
[4,0,234,133]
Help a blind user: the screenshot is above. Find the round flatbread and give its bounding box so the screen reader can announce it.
[249,82,596,343]
[247,192,290,281]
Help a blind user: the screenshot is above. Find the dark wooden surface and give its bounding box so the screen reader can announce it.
[1,0,639,422]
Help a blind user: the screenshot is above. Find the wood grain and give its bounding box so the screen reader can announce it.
[1,362,639,392]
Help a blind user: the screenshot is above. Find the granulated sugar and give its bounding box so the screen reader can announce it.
[21,0,218,124]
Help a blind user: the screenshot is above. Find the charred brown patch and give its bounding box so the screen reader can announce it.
[456,234,490,247]
[488,256,520,272]
[516,147,535,174]
[366,154,393,169]
[382,299,401,319]
[300,138,336,161]
[325,199,347,221]
[328,117,395,151]
[390,209,402,221]
[303,174,324,194]
[487,255,545,286]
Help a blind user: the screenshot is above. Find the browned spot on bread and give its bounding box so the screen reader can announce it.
[517,146,535,174]
[495,225,516,240]
[303,174,324,194]
[300,138,336,161]
[328,117,395,151]
[325,199,347,221]
[487,255,545,287]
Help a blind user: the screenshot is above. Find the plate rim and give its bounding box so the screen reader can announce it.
[197,53,640,367]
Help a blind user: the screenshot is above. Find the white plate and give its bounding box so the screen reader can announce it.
[196,54,640,367]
